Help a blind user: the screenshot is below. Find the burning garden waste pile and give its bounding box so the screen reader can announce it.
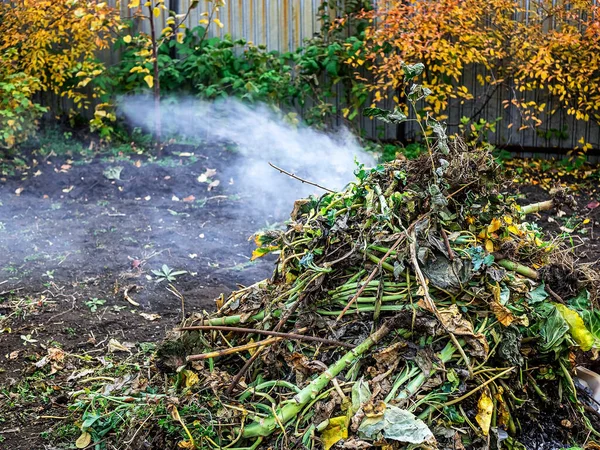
[157,115,600,448]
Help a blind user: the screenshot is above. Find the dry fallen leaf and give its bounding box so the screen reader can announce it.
[60,164,72,172]
[15,187,24,196]
[33,170,42,177]
[197,168,217,183]
[75,431,92,448]
[140,312,161,321]
[182,195,195,203]
[172,195,180,202]
[108,338,133,353]
[475,389,493,436]
[207,180,220,191]
[62,186,74,193]
[134,160,142,168]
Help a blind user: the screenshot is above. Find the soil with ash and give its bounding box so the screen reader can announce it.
[0,143,285,449]
[0,146,598,449]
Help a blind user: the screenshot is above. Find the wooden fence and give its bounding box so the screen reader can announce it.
[100,0,600,153]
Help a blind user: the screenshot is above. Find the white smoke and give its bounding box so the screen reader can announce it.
[119,96,374,214]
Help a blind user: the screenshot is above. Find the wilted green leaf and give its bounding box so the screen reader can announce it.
[364,106,407,124]
[351,377,371,413]
[402,62,425,80]
[359,405,433,444]
[537,303,569,353]
[528,282,548,304]
[580,309,600,342]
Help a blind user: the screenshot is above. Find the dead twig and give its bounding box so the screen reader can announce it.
[269,162,335,193]
[177,325,355,349]
[440,228,455,261]
[188,336,282,361]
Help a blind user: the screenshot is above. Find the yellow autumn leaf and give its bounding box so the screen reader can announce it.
[485,239,494,253]
[475,389,493,436]
[177,32,184,44]
[144,75,154,88]
[183,369,199,387]
[487,218,502,234]
[213,18,224,28]
[503,216,513,224]
[75,431,92,448]
[153,7,161,17]
[321,416,348,450]
[507,224,521,235]
[554,303,596,351]
[129,0,140,7]
[123,35,132,43]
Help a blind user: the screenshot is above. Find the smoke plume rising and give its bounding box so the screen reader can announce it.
[119,96,374,215]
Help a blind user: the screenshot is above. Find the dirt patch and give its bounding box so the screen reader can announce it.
[0,143,285,448]
[517,183,600,268]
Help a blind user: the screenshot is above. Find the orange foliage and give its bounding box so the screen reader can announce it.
[356,0,600,131]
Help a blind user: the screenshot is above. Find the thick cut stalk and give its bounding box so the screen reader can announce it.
[521,200,553,215]
[497,259,538,279]
[241,319,395,438]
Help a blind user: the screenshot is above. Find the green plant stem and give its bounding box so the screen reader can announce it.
[241,317,396,438]
[396,342,456,400]
[496,259,538,279]
[365,252,395,273]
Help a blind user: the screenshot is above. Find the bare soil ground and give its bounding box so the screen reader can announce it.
[0,143,282,449]
[0,147,598,449]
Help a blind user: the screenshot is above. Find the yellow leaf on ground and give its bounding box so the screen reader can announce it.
[475,389,493,436]
[321,416,348,450]
[554,303,596,351]
[75,431,92,448]
[485,239,494,252]
[183,369,199,387]
[488,218,502,233]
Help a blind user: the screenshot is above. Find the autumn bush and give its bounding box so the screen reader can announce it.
[0,0,120,147]
[354,0,600,139]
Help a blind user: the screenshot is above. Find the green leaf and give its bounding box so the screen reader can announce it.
[568,290,590,310]
[359,405,433,444]
[537,303,569,353]
[528,282,548,304]
[579,309,600,342]
[401,62,425,80]
[363,106,407,124]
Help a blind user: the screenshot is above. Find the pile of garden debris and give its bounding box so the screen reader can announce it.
[159,133,600,449]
